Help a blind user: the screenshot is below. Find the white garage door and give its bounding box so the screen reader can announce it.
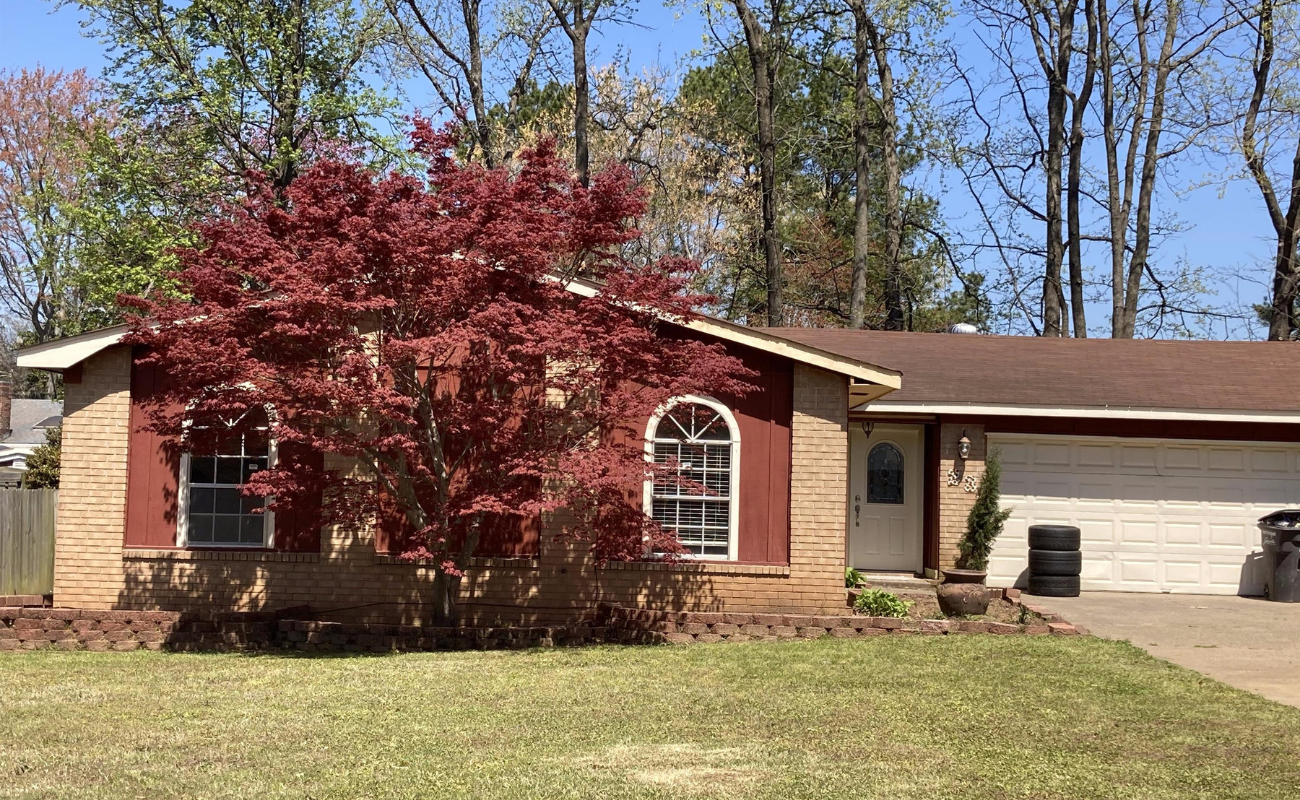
[987,434,1300,595]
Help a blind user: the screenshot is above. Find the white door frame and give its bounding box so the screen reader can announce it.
[848,423,925,573]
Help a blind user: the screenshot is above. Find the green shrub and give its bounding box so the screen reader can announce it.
[23,426,61,489]
[958,448,1013,571]
[845,567,864,588]
[853,589,910,618]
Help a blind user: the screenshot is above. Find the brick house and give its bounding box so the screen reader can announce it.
[17,321,1300,623]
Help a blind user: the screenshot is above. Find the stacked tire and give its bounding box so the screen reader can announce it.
[1027,524,1081,597]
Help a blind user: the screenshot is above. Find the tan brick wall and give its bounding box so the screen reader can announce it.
[936,422,986,569]
[53,346,132,607]
[51,350,851,623]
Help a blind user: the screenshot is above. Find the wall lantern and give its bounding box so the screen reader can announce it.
[957,432,972,460]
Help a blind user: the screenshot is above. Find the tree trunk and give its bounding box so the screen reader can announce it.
[1066,0,1097,337]
[1098,0,1128,337]
[572,26,590,187]
[734,0,784,326]
[1033,0,1078,337]
[463,0,494,168]
[1119,0,1177,337]
[272,0,307,196]
[430,571,461,626]
[1242,0,1300,339]
[865,14,904,331]
[1267,140,1300,340]
[848,0,872,330]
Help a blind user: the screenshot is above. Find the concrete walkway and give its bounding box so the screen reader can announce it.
[1036,592,1300,708]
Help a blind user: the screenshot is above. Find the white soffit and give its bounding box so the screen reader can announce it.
[15,325,130,371]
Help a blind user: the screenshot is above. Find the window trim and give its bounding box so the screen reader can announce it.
[643,394,741,562]
[176,437,278,550]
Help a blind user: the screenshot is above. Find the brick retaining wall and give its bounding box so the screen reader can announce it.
[598,598,1082,643]
[0,594,1082,653]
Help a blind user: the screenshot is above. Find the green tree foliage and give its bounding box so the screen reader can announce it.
[677,41,978,329]
[23,426,61,489]
[958,449,1013,571]
[54,0,402,327]
[74,0,397,195]
[0,68,110,345]
[70,117,219,327]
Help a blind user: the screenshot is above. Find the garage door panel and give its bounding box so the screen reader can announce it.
[1162,561,1203,588]
[1251,485,1292,507]
[1164,522,1202,546]
[1033,442,1071,466]
[1162,481,1204,508]
[1208,447,1247,472]
[1208,523,1253,548]
[1120,445,1158,469]
[1208,485,1248,507]
[1079,519,1117,546]
[1119,520,1158,545]
[1252,449,1290,473]
[1117,558,1160,589]
[1076,480,1117,507]
[1118,479,1162,506]
[987,434,1299,595]
[1164,446,1203,470]
[1080,555,1114,584]
[1078,444,1116,467]
[999,442,1029,467]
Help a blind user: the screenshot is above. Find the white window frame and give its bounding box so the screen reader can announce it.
[176,422,277,549]
[643,394,741,561]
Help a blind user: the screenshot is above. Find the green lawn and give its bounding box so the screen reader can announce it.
[2,637,1299,799]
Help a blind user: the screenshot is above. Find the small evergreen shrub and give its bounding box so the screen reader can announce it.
[958,448,1013,571]
[23,426,61,489]
[854,589,910,618]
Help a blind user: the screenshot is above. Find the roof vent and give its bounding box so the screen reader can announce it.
[948,322,979,335]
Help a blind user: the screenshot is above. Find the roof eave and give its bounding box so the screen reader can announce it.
[15,324,130,371]
[14,281,905,397]
[853,400,1300,425]
[559,277,902,390]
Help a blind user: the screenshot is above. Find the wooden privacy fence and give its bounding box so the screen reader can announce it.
[0,489,58,596]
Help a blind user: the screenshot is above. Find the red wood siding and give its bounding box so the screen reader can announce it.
[124,351,322,551]
[644,329,794,565]
[373,500,540,558]
[124,357,182,547]
[733,346,793,564]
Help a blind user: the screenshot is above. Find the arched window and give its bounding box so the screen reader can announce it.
[177,406,276,548]
[867,442,904,505]
[646,396,740,560]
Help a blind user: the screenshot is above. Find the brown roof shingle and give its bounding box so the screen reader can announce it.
[759,328,1300,413]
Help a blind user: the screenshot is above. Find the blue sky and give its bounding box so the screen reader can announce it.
[1,0,1277,338]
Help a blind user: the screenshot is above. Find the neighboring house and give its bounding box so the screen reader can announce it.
[0,388,61,485]
[15,321,1300,622]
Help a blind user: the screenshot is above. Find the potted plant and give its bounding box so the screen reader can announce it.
[938,449,1013,616]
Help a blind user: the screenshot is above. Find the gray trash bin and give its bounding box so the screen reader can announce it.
[1258,510,1300,603]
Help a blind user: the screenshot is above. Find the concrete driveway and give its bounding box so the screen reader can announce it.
[1036,592,1300,707]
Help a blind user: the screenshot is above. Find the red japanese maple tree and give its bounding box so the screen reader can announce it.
[124,125,753,624]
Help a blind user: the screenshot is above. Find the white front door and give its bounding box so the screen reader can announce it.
[849,424,924,573]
